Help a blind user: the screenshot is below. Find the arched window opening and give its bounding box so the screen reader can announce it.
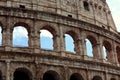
[0,27,2,46]
[103,41,112,60]
[13,26,28,47]
[13,68,32,80]
[43,70,59,80]
[83,1,90,11]
[103,46,107,60]
[116,46,120,64]
[92,76,102,80]
[86,39,93,57]
[70,73,84,80]
[40,30,53,50]
[65,34,75,53]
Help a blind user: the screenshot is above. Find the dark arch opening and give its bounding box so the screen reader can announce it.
[111,78,116,80]
[13,68,32,80]
[70,73,84,80]
[43,70,59,80]
[92,76,102,80]
[83,1,90,11]
[0,71,2,80]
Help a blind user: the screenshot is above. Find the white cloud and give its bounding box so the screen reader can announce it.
[40,30,53,38]
[13,26,28,39]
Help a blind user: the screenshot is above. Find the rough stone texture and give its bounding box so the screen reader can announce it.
[0,0,119,80]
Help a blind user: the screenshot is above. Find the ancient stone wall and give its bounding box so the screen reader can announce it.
[0,0,119,80]
[0,0,117,32]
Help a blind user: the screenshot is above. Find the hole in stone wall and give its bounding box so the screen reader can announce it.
[13,69,31,80]
[70,73,84,80]
[83,1,90,11]
[68,15,72,18]
[92,76,102,80]
[19,5,25,9]
[102,25,105,29]
[43,71,59,80]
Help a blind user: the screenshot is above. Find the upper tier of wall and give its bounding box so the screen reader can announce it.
[0,0,117,33]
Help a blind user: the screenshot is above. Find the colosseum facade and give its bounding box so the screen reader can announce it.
[0,0,119,80]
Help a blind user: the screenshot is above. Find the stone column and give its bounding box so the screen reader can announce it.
[112,41,118,65]
[98,37,104,61]
[56,0,61,14]
[53,34,60,51]
[80,31,87,59]
[105,71,108,80]
[86,69,91,80]
[29,30,40,48]
[74,39,81,55]
[63,66,69,80]
[2,26,12,51]
[93,43,102,60]
[75,37,85,56]
[33,30,40,53]
[59,26,65,51]
[35,61,40,80]
[6,60,11,80]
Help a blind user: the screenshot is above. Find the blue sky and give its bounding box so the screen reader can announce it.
[107,0,120,32]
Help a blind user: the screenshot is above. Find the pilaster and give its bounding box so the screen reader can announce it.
[98,36,105,61]
[6,60,11,80]
[59,25,65,52]
[53,34,60,51]
[80,31,87,59]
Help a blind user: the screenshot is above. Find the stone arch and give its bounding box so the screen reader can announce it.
[110,78,116,80]
[70,73,84,80]
[64,30,78,53]
[13,22,31,32]
[103,40,112,60]
[43,70,60,80]
[40,25,57,37]
[40,25,57,50]
[92,76,102,80]
[13,68,32,80]
[86,35,98,58]
[116,46,120,64]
